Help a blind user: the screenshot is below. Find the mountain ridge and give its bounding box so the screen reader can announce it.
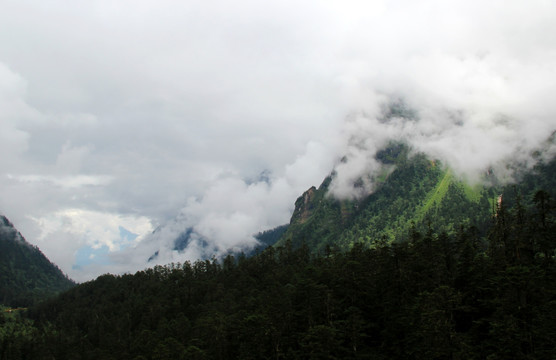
[276,143,553,253]
[0,215,75,307]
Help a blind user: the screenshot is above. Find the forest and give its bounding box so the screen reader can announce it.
[1,187,555,359]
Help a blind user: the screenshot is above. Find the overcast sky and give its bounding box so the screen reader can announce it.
[1,0,556,282]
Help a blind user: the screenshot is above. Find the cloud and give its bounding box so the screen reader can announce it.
[328,47,556,198]
[126,141,335,270]
[324,1,556,198]
[29,209,152,282]
[0,63,33,168]
[0,0,555,280]
[7,174,113,188]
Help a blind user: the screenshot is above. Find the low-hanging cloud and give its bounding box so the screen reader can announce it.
[328,48,556,198]
[116,141,336,272]
[1,0,555,280]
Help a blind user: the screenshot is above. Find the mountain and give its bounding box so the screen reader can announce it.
[12,188,556,359]
[276,142,556,254]
[3,146,556,359]
[0,215,75,307]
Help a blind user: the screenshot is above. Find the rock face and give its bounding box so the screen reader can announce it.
[291,186,317,225]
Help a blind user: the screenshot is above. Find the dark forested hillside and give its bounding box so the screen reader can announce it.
[1,190,555,359]
[2,151,556,359]
[0,216,74,307]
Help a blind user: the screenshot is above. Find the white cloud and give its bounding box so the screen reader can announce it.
[0,63,33,168]
[328,46,556,198]
[29,209,152,281]
[7,174,113,188]
[0,0,554,280]
[130,140,335,269]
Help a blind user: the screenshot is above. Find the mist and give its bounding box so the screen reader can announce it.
[0,0,555,281]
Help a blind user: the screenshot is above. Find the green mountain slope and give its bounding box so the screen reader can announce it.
[277,144,554,253]
[0,216,75,307]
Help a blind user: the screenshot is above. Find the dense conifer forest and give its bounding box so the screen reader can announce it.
[1,188,555,359]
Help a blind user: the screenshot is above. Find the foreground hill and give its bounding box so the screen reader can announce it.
[0,216,74,307]
[2,195,553,359]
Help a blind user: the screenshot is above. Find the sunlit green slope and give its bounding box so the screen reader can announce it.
[276,143,555,253]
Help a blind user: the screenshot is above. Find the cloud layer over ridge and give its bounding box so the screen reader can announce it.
[0,0,555,280]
